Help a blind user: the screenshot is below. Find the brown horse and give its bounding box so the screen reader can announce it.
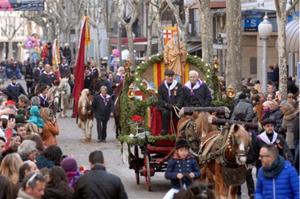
[194,113,251,199]
[112,80,124,138]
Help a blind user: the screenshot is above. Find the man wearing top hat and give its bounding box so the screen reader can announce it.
[157,69,183,135]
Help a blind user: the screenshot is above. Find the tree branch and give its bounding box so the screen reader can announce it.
[287,0,299,14]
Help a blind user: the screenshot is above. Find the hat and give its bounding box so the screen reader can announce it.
[262,118,274,126]
[5,100,16,107]
[11,76,17,80]
[175,139,190,149]
[164,69,175,76]
[61,157,78,172]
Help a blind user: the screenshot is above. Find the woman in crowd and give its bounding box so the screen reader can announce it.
[40,108,59,146]
[0,175,17,199]
[36,145,63,169]
[0,153,23,184]
[60,157,82,189]
[43,166,73,199]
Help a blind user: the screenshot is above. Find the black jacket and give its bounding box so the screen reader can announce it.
[5,83,26,102]
[73,165,127,199]
[92,94,113,120]
[39,71,56,87]
[59,63,71,78]
[158,80,183,110]
[43,185,73,199]
[183,83,212,107]
[247,131,292,168]
[33,67,44,83]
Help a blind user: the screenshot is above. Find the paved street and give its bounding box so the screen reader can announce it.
[57,115,169,199]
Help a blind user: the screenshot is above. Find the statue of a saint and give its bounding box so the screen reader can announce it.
[164,32,187,78]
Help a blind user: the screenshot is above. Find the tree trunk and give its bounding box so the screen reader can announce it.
[197,1,213,64]
[8,40,13,60]
[157,13,164,53]
[126,26,135,65]
[275,0,288,98]
[225,0,242,90]
[146,25,152,57]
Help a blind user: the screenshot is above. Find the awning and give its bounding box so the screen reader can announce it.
[286,19,299,53]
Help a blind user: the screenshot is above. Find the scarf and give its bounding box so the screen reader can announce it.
[262,156,285,178]
[184,80,202,96]
[100,94,110,106]
[258,131,278,145]
[164,80,178,96]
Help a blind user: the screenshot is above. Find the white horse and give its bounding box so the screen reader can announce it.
[77,89,94,142]
[57,78,71,117]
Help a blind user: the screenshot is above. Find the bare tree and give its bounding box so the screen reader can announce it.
[225,0,242,90]
[0,13,25,59]
[165,0,190,46]
[195,0,213,64]
[274,0,299,98]
[145,0,168,56]
[115,0,142,65]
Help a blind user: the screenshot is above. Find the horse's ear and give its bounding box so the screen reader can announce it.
[233,124,239,132]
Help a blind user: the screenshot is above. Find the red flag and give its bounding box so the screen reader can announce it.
[72,17,87,117]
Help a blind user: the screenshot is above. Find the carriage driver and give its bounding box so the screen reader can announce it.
[183,70,212,107]
[158,69,183,135]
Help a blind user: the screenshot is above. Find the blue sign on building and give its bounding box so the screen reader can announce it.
[244,18,261,32]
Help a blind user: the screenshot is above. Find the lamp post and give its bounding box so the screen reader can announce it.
[258,14,272,93]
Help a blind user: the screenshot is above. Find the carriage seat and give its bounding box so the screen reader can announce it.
[150,106,178,136]
[146,140,175,155]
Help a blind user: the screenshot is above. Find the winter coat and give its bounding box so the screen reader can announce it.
[33,67,44,83]
[17,189,37,199]
[230,99,254,122]
[5,83,26,102]
[246,131,292,168]
[255,161,299,199]
[165,155,200,189]
[42,121,59,146]
[36,155,54,169]
[92,94,113,121]
[73,164,128,199]
[39,71,56,87]
[281,104,297,149]
[42,184,73,199]
[158,80,183,111]
[183,81,212,107]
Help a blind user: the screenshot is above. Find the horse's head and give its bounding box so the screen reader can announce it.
[228,124,251,165]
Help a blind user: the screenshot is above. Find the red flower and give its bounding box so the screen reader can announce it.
[131,115,144,122]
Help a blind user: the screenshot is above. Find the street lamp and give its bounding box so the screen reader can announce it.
[258,14,272,93]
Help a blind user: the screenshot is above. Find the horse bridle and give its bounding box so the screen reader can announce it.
[227,131,250,160]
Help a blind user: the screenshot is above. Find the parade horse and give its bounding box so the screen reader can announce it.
[174,181,215,199]
[193,112,251,199]
[112,80,124,138]
[77,89,94,142]
[57,78,71,117]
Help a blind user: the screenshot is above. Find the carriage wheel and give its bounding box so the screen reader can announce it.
[134,146,140,185]
[145,154,152,191]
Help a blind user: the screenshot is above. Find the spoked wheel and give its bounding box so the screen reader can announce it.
[134,146,140,185]
[145,153,152,191]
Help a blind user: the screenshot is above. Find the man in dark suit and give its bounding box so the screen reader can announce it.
[73,150,128,199]
[92,86,113,142]
[158,69,183,135]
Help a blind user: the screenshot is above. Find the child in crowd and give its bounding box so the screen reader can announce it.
[163,139,200,199]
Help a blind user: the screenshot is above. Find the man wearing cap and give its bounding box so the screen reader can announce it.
[4,76,26,102]
[158,69,183,135]
[247,118,292,168]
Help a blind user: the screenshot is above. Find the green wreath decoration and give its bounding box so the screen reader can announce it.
[119,54,220,142]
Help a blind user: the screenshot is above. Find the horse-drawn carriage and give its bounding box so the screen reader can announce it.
[118,54,258,198]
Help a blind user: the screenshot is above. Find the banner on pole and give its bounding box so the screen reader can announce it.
[163,26,178,45]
